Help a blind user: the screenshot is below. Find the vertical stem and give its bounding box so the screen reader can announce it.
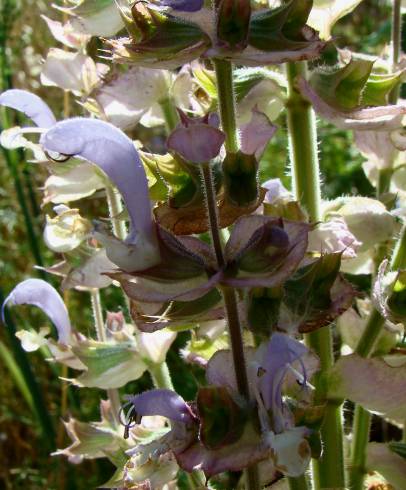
[203,54,258,489]
[201,163,225,268]
[286,61,345,490]
[159,97,179,133]
[349,406,372,490]
[213,59,239,153]
[149,361,174,390]
[378,0,402,196]
[286,62,321,222]
[200,164,259,489]
[90,289,121,427]
[349,224,406,489]
[389,0,402,104]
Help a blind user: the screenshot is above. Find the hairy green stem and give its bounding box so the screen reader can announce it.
[286,61,345,489]
[213,59,239,153]
[90,289,121,427]
[378,0,402,196]
[159,97,179,133]
[389,0,402,104]
[349,224,406,489]
[149,361,174,390]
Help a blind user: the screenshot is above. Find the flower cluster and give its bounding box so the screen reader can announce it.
[2,1,406,489]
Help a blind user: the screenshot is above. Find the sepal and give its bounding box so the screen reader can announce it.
[107,4,211,68]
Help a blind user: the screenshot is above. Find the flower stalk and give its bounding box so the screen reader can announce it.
[213,59,239,153]
[159,97,179,133]
[378,0,402,195]
[286,61,345,490]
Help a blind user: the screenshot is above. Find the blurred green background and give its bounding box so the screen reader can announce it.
[0,0,400,488]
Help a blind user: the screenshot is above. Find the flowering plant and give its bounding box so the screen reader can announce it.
[1,1,406,489]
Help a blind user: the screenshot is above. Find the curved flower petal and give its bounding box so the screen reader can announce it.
[125,389,194,424]
[0,89,56,128]
[258,333,309,432]
[2,279,72,344]
[41,118,155,246]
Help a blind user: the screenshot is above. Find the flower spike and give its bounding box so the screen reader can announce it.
[2,279,72,344]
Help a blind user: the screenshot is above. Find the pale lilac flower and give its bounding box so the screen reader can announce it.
[2,279,72,344]
[124,333,314,478]
[41,118,160,271]
[1,89,161,272]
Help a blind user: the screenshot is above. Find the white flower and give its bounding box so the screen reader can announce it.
[44,205,91,253]
[307,217,361,259]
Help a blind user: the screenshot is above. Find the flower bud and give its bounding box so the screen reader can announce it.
[223,151,258,206]
[216,0,251,50]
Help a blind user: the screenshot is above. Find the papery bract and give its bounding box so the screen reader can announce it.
[167,111,225,164]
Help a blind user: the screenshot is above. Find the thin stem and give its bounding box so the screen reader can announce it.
[90,289,121,427]
[349,224,406,489]
[286,61,345,490]
[205,55,259,490]
[286,62,321,222]
[390,0,402,104]
[213,59,239,153]
[201,163,225,268]
[159,97,179,133]
[200,161,259,489]
[349,406,372,490]
[149,361,174,390]
[288,475,309,490]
